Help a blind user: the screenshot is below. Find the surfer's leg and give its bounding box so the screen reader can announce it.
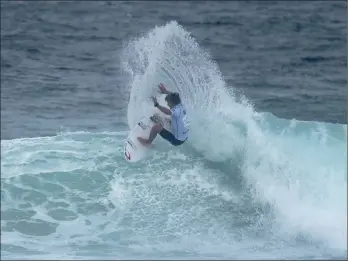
[148,123,163,143]
[159,129,185,146]
[138,123,163,146]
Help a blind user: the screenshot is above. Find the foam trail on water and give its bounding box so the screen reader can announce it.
[121,21,347,253]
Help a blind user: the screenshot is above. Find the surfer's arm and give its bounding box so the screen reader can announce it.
[155,104,172,115]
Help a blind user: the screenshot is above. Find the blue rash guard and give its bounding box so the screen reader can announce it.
[170,104,189,141]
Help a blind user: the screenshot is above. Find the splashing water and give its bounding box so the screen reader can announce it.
[121,20,347,253]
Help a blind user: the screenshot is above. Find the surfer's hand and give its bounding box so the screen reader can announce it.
[158,83,168,94]
[151,96,158,105]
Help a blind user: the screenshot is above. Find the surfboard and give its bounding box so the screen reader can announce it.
[124,110,171,163]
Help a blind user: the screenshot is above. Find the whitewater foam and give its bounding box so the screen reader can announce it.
[121,20,347,254]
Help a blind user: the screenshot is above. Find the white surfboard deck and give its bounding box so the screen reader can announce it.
[124,103,172,163]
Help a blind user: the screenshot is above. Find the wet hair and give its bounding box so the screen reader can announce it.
[165,92,181,105]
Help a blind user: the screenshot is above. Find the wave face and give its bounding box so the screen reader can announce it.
[1,21,347,259]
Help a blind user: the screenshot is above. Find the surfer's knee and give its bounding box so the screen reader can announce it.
[153,123,163,132]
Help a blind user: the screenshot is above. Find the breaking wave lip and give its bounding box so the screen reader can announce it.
[121,20,347,253]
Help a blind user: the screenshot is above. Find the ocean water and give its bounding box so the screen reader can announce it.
[1,1,347,260]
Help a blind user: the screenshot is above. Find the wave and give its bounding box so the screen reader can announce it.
[1,21,346,259]
[121,20,347,252]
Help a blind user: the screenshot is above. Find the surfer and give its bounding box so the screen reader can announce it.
[137,83,189,147]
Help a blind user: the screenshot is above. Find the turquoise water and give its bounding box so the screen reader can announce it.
[1,112,346,259]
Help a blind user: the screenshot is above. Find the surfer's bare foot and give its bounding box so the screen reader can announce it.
[137,137,150,147]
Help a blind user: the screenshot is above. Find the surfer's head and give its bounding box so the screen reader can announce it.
[165,92,181,108]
